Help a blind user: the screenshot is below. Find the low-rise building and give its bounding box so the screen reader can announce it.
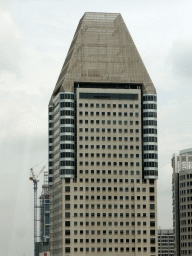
[158,229,174,256]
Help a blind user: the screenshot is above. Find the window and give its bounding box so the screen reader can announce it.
[65,221,70,227]
[65,195,70,201]
[65,247,70,253]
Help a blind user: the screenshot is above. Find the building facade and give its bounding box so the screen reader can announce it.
[158,229,174,256]
[48,12,158,256]
[172,148,192,256]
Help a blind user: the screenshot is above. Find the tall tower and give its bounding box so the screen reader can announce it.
[48,12,158,256]
[172,148,192,256]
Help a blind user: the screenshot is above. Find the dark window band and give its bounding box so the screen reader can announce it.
[79,93,138,100]
[60,94,74,99]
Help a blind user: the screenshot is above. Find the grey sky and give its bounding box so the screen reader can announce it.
[1,0,192,255]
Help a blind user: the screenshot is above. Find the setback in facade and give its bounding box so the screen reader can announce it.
[48,12,158,256]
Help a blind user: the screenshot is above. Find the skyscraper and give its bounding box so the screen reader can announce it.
[48,12,158,256]
[172,148,192,256]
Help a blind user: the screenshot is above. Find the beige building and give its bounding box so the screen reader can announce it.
[172,148,192,256]
[48,12,158,256]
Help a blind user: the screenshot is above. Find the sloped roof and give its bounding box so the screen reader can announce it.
[51,12,155,98]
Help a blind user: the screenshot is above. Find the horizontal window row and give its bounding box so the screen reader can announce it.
[61,135,74,141]
[61,161,74,166]
[64,177,154,185]
[66,247,150,253]
[79,128,139,133]
[79,136,140,142]
[61,127,74,133]
[144,170,158,177]
[67,238,150,243]
[143,104,157,110]
[70,187,143,194]
[79,92,138,100]
[71,213,148,218]
[61,110,74,116]
[61,119,74,124]
[79,170,140,175]
[143,120,157,126]
[64,229,156,236]
[71,206,155,214]
[79,103,139,108]
[76,178,140,183]
[61,152,74,158]
[68,204,155,211]
[60,102,74,108]
[79,145,139,150]
[144,162,158,167]
[143,145,158,151]
[143,112,157,118]
[79,153,139,158]
[79,111,139,117]
[65,195,155,204]
[73,186,150,192]
[79,162,140,167]
[64,227,156,236]
[144,154,158,159]
[143,129,157,135]
[143,95,157,102]
[60,93,74,99]
[66,195,145,202]
[79,119,139,125]
[61,144,74,149]
[69,198,154,205]
[60,169,74,175]
[143,137,157,142]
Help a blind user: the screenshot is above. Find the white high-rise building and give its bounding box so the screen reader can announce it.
[48,12,158,256]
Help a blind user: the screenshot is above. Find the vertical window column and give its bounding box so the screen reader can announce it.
[60,92,75,178]
[48,105,54,185]
[142,94,158,179]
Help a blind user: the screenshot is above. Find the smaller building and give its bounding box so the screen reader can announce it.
[35,242,49,256]
[39,172,50,243]
[158,229,174,256]
[35,172,50,256]
[172,148,192,256]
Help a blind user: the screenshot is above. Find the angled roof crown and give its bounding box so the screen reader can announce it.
[51,12,155,97]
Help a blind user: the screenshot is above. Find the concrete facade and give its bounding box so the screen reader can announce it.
[172,148,192,256]
[48,12,158,256]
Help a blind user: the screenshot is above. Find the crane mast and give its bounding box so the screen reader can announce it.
[29,165,45,256]
[33,179,38,244]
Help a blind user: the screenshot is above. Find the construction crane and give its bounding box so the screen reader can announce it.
[29,164,46,256]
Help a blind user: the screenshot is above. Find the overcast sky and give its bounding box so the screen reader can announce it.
[1,0,192,255]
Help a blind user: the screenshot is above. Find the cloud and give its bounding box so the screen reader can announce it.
[0,10,25,75]
[167,38,192,79]
[0,90,48,141]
